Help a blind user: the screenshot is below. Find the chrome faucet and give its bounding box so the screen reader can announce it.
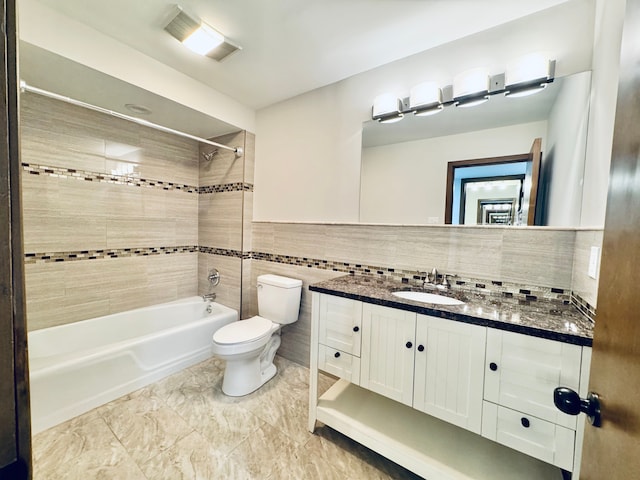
[424,268,438,288]
[202,292,217,302]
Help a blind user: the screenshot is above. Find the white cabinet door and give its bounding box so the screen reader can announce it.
[360,303,416,406]
[485,328,582,429]
[319,294,362,356]
[413,314,486,434]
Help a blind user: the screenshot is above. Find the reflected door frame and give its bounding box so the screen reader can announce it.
[444,138,542,225]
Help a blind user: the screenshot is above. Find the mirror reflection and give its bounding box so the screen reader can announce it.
[360,71,592,227]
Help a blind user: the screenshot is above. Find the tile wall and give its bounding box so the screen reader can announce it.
[197,130,255,313]
[20,94,256,331]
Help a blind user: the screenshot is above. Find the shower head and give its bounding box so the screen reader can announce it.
[202,150,218,162]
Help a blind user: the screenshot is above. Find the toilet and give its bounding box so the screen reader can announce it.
[211,274,302,396]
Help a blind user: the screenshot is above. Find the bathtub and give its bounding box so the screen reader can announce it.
[28,296,237,434]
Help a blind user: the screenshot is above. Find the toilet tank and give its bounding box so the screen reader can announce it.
[257,274,302,325]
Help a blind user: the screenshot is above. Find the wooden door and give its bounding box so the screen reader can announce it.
[522,137,542,225]
[579,0,640,477]
[0,0,31,478]
[413,314,486,433]
[360,303,415,406]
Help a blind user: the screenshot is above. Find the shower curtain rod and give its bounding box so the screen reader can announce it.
[19,82,243,156]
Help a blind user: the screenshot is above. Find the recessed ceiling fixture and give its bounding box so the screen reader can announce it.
[164,5,241,62]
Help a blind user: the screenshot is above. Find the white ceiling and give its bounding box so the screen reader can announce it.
[26,0,574,111]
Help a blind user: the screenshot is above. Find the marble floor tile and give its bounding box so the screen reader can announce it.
[32,355,419,480]
[98,388,194,466]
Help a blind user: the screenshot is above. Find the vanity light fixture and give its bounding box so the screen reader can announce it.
[372,93,405,123]
[505,55,555,98]
[164,5,241,61]
[369,56,556,123]
[409,82,443,116]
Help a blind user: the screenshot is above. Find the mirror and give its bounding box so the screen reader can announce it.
[360,71,592,226]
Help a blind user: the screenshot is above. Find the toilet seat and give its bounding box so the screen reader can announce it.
[213,316,274,345]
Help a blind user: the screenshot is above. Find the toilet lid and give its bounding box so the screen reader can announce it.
[213,316,274,345]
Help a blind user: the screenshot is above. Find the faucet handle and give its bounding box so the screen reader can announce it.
[441,274,451,289]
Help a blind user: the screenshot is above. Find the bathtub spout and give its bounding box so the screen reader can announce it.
[202,292,217,302]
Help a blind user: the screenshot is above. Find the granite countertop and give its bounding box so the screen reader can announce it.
[309,275,593,346]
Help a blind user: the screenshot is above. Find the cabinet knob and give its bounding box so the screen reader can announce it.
[406,341,413,349]
[418,345,425,352]
[353,326,360,332]
[334,351,341,358]
[489,362,498,371]
[521,417,530,428]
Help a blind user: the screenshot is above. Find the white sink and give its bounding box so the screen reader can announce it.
[392,290,465,306]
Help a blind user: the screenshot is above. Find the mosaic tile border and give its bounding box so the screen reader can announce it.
[24,246,198,264]
[22,163,253,194]
[199,246,249,259]
[571,293,596,324]
[22,163,199,193]
[199,183,254,193]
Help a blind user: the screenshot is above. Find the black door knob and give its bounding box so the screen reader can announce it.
[353,326,359,332]
[521,417,530,428]
[489,362,498,371]
[418,345,425,352]
[334,351,340,358]
[406,341,413,349]
[553,387,602,427]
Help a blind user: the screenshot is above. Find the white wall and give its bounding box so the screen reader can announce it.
[254,1,594,222]
[18,0,256,133]
[580,0,626,227]
[360,122,547,224]
[544,71,592,226]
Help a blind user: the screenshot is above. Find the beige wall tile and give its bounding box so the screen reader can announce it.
[243,132,256,185]
[242,191,253,252]
[23,214,107,252]
[500,229,575,288]
[198,192,243,250]
[446,227,504,280]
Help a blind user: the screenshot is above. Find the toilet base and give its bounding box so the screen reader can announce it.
[220,333,281,397]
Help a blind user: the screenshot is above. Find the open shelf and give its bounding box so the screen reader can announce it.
[315,379,564,480]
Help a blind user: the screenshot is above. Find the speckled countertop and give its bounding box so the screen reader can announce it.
[309,275,593,346]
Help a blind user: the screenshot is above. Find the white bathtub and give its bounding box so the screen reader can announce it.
[28,296,237,434]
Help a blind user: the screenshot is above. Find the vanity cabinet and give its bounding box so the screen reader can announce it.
[309,291,590,480]
[481,329,583,471]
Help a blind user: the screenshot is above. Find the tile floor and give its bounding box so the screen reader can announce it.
[32,355,423,479]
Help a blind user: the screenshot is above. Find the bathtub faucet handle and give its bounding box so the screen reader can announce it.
[208,269,220,287]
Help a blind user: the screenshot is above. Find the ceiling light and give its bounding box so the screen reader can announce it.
[164,5,241,61]
[124,104,152,115]
[372,93,404,123]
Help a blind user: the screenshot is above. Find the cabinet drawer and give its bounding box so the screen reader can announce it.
[485,329,582,429]
[482,402,575,471]
[319,295,362,356]
[318,344,361,385]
